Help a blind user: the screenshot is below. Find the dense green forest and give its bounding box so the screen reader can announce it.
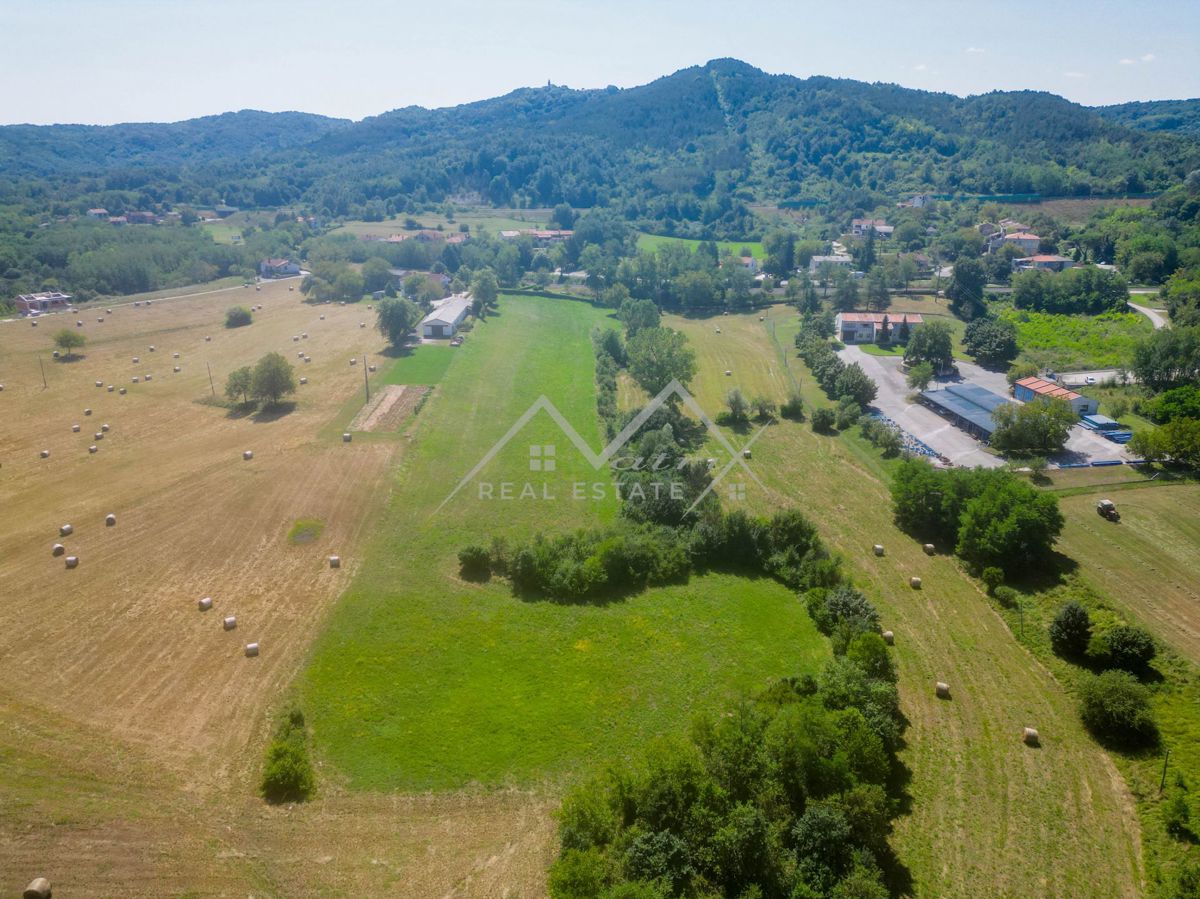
[1096,99,1200,138]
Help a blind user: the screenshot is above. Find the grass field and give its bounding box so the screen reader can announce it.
[636,232,765,259]
[333,208,553,239]
[1001,308,1153,370]
[380,344,455,385]
[300,295,830,791]
[667,306,1144,898]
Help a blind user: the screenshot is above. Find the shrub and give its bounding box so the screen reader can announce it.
[1164,790,1193,840]
[780,389,805,421]
[1078,670,1158,748]
[812,408,837,433]
[835,395,862,430]
[980,567,1004,595]
[992,585,1018,608]
[1099,624,1157,674]
[458,544,491,581]
[260,706,315,803]
[548,848,612,899]
[751,395,778,422]
[225,305,253,328]
[1050,601,1092,658]
[811,585,880,637]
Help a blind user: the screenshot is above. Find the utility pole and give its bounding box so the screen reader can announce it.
[39,357,47,389]
[363,352,370,403]
[206,362,216,397]
[1160,748,1172,794]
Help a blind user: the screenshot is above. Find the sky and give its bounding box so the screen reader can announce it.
[2,0,1198,125]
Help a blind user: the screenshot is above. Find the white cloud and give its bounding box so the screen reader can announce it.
[1141,52,1156,62]
[966,46,985,54]
[913,63,928,72]
[1064,71,1085,79]
[1118,58,1135,65]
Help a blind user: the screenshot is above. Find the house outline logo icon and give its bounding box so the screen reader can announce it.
[435,379,767,514]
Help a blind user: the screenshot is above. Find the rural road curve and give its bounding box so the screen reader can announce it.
[1129,302,1168,329]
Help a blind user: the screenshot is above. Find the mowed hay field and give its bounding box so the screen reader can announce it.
[301,295,830,792]
[668,306,1144,898]
[1056,484,1200,664]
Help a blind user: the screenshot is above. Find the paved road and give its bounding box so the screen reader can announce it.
[1129,302,1168,330]
[841,346,1131,467]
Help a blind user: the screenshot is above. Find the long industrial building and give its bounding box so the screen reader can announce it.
[918,383,1014,440]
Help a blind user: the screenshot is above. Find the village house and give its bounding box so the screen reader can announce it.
[809,254,854,273]
[1012,254,1075,274]
[107,215,127,226]
[1000,231,1041,254]
[15,291,72,315]
[835,311,923,344]
[259,258,301,278]
[851,218,893,238]
[86,208,109,219]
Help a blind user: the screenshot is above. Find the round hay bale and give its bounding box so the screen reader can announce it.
[88,445,98,453]
[342,433,352,443]
[144,374,152,381]
[173,352,180,359]
[205,335,211,342]
[724,369,732,376]
[245,642,260,657]
[149,345,155,352]
[304,356,311,363]
[76,320,83,327]
[84,408,92,416]
[23,877,52,899]
[935,681,951,699]
[107,385,114,392]
[299,377,308,385]
[52,544,65,557]
[131,377,138,384]
[742,448,752,459]
[198,596,213,611]
[882,630,895,645]
[95,380,103,387]
[31,320,38,327]
[134,301,140,306]
[302,332,308,339]
[715,327,721,333]
[173,366,181,373]
[359,322,366,328]
[243,450,254,460]
[145,300,152,306]
[873,544,885,556]
[119,387,126,394]
[72,424,81,433]
[59,524,73,536]
[106,308,113,314]
[97,317,104,323]
[329,555,341,569]
[52,350,61,359]
[65,555,79,569]
[132,357,139,364]
[94,432,103,440]
[923,543,935,555]
[222,616,237,631]
[40,449,50,458]
[101,423,109,432]
[105,513,116,526]
[759,315,765,321]
[293,335,300,342]
[910,577,922,589]
[368,364,376,372]
[298,351,305,358]
[1023,726,1040,746]
[319,314,325,320]
[349,358,357,366]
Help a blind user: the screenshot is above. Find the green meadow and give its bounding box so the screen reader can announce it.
[300,295,828,790]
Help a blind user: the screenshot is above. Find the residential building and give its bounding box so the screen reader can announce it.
[86,207,109,219]
[15,291,72,315]
[1013,376,1095,416]
[851,218,892,238]
[809,254,854,273]
[107,215,127,226]
[1001,232,1041,254]
[835,312,923,344]
[1012,254,1075,274]
[260,258,301,278]
[420,294,473,339]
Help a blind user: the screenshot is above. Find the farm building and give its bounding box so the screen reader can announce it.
[835,312,923,344]
[919,383,1014,440]
[15,291,72,315]
[420,294,473,339]
[1013,376,1095,416]
[259,258,301,278]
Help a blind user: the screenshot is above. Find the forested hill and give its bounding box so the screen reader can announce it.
[1095,99,1200,138]
[2,59,1198,235]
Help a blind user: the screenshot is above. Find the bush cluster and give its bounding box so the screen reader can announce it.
[260,706,315,803]
[1078,670,1158,748]
[795,327,877,408]
[860,417,902,457]
[593,328,623,439]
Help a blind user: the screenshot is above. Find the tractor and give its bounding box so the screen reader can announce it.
[1096,499,1120,522]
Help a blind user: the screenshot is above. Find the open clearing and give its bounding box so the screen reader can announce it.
[669,306,1143,898]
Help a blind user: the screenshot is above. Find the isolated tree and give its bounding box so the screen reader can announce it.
[990,397,1077,455]
[618,297,660,336]
[225,366,253,404]
[1100,625,1157,674]
[361,256,393,294]
[906,361,934,392]
[626,327,696,397]
[865,269,890,312]
[53,328,85,358]
[833,271,860,312]
[1078,670,1158,748]
[470,267,499,310]
[251,352,297,406]
[225,306,253,328]
[946,257,987,320]
[963,317,1019,368]
[955,477,1064,574]
[375,296,421,347]
[726,389,750,424]
[1050,601,1092,658]
[903,320,954,372]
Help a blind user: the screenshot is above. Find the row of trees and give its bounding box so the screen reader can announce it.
[225,352,296,407]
